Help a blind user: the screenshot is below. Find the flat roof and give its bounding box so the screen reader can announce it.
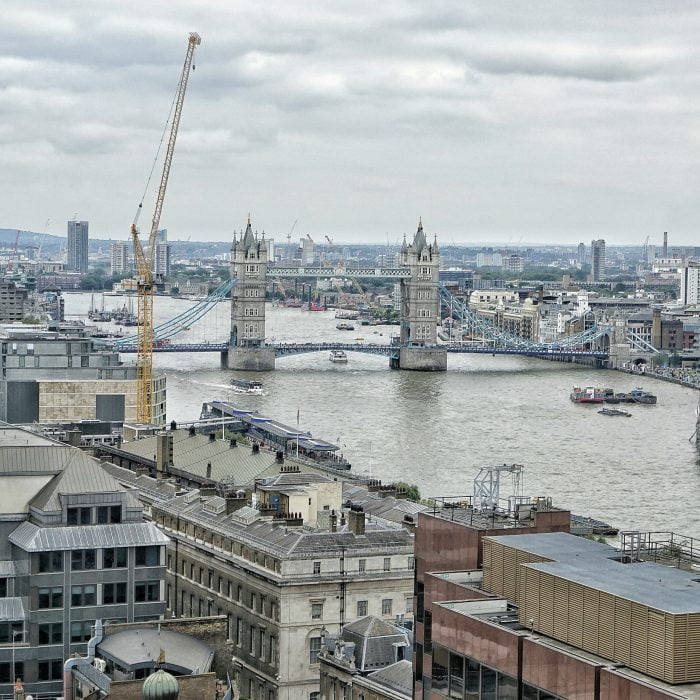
[487,532,700,614]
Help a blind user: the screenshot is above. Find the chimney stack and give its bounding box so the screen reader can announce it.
[252,443,260,454]
[188,426,196,437]
[348,505,365,535]
[206,461,212,480]
[275,451,284,464]
[209,432,216,442]
[155,431,173,480]
[663,231,668,258]
[230,438,237,448]
[330,510,338,533]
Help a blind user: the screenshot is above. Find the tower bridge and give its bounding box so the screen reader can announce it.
[113,218,652,370]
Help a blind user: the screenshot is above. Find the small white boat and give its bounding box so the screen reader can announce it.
[329,350,348,363]
[336,322,355,331]
[230,378,263,395]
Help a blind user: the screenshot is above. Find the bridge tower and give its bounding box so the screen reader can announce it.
[397,219,447,371]
[226,216,276,371]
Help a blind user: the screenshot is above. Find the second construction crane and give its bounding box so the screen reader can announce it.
[131,32,201,424]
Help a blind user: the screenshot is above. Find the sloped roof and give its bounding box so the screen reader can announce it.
[31,453,131,512]
[9,521,169,552]
[342,617,409,672]
[344,616,405,638]
[366,660,413,697]
[0,445,76,474]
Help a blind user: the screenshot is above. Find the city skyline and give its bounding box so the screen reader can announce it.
[3,2,700,244]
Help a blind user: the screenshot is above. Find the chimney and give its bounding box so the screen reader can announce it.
[663,231,668,258]
[252,443,260,454]
[330,510,338,533]
[155,431,173,480]
[209,432,216,442]
[348,506,365,535]
[170,420,177,431]
[188,426,196,437]
[229,438,237,448]
[226,492,248,514]
[275,451,284,464]
[652,308,662,349]
[200,482,216,497]
[64,429,81,447]
[402,514,416,534]
[206,462,212,480]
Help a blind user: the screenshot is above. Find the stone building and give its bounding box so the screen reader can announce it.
[0,324,166,425]
[0,423,168,697]
[149,473,416,700]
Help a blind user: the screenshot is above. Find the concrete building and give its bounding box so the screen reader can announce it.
[475,252,502,268]
[154,242,171,278]
[501,255,525,274]
[147,473,417,700]
[591,239,606,282]
[110,242,130,276]
[0,424,168,697]
[228,217,275,370]
[577,242,586,264]
[0,325,166,425]
[67,220,89,274]
[319,617,413,700]
[0,281,32,322]
[680,261,700,306]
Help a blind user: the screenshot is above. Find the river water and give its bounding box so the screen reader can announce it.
[65,292,700,537]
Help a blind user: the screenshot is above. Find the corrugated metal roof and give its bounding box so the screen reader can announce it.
[9,521,169,551]
[367,660,413,696]
[0,445,75,474]
[0,598,25,621]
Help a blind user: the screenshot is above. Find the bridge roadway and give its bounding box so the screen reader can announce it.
[116,342,608,359]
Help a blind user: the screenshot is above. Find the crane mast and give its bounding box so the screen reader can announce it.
[132,32,201,424]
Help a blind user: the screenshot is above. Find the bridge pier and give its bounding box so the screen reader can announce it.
[397,346,447,371]
[226,346,276,371]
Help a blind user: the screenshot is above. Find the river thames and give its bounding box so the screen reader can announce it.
[66,293,700,537]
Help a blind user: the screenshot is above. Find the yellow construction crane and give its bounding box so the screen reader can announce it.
[131,32,201,424]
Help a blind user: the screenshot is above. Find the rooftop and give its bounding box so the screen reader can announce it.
[487,532,700,614]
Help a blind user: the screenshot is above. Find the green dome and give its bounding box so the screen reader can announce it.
[143,669,180,700]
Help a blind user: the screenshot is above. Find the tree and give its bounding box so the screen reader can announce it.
[396,482,421,502]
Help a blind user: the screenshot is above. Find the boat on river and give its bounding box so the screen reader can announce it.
[336,322,355,331]
[598,407,632,417]
[570,386,605,404]
[230,378,263,395]
[630,387,657,404]
[329,350,348,363]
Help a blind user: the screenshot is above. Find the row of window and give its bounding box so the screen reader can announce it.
[243,289,261,297]
[38,581,160,608]
[38,546,159,573]
[243,307,260,316]
[66,505,122,526]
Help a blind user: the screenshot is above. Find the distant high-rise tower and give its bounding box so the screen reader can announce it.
[577,242,586,264]
[591,239,606,282]
[154,242,171,277]
[67,220,89,273]
[663,231,668,258]
[157,228,168,244]
[110,242,130,276]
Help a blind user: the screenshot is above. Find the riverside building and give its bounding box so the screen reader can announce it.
[0,423,168,697]
[0,324,166,425]
[414,495,700,699]
[148,469,417,700]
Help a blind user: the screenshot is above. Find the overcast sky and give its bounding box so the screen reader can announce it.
[2,1,700,246]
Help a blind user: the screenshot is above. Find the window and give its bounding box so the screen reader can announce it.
[408,556,415,570]
[358,559,366,573]
[270,636,277,664]
[0,623,23,644]
[135,546,159,567]
[103,582,127,604]
[449,652,464,699]
[70,620,94,643]
[432,645,448,693]
[357,600,367,617]
[104,547,127,568]
[0,662,24,684]
[251,592,257,610]
[250,625,256,654]
[313,561,321,575]
[97,505,121,524]
[406,596,414,614]
[383,557,391,572]
[236,617,242,646]
[38,659,62,681]
[71,584,97,607]
[38,586,63,609]
[67,507,91,525]
[39,551,63,573]
[38,623,62,645]
[71,549,96,571]
[381,599,392,615]
[311,602,323,619]
[135,581,160,602]
[309,636,322,665]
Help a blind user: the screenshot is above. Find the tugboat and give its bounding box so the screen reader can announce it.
[630,387,657,405]
[230,378,263,395]
[570,386,605,404]
[329,350,348,363]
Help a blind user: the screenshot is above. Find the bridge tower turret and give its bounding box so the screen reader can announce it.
[396,219,447,371]
[226,216,276,371]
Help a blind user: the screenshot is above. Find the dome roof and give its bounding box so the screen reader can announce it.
[143,669,180,700]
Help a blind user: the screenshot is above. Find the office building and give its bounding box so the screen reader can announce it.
[0,324,167,425]
[67,220,89,273]
[680,261,700,306]
[154,242,171,277]
[501,255,525,274]
[577,242,586,264]
[475,252,502,268]
[110,242,130,276]
[134,465,418,700]
[647,243,657,264]
[0,280,32,322]
[0,423,168,697]
[591,238,606,281]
